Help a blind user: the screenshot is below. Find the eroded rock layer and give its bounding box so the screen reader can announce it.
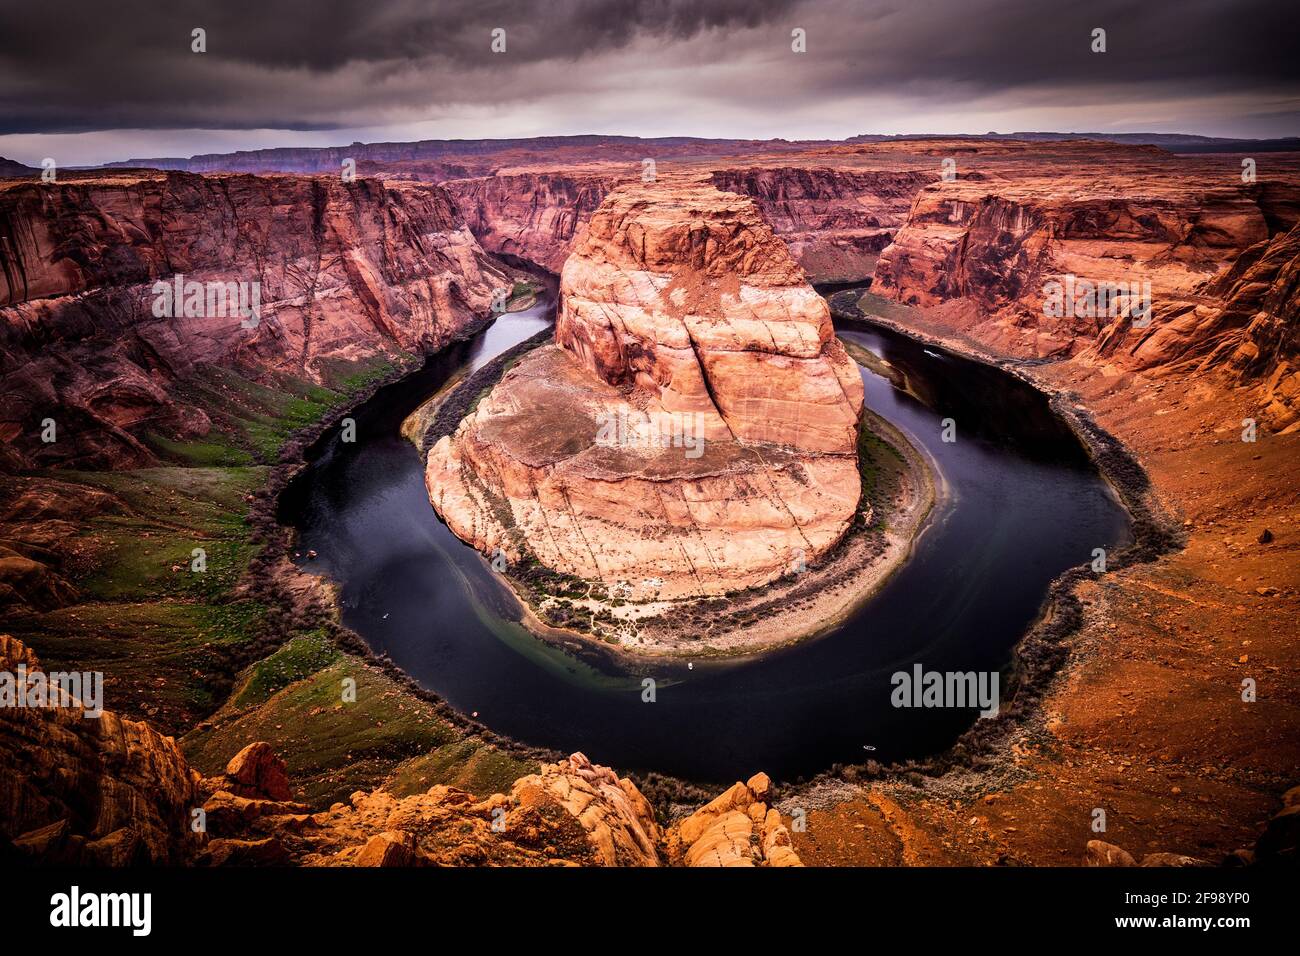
[1090,221,1300,432]
[445,171,625,273]
[445,163,932,283]
[709,166,931,282]
[427,181,864,600]
[872,171,1300,429]
[0,635,201,864]
[0,171,512,468]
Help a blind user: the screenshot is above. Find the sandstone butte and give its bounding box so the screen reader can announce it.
[425,180,866,603]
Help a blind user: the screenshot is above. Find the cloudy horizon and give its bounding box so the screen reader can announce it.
[2,0,1296,167]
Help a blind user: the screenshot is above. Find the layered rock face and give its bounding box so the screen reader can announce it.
[710,166,932,282]
[446,163,932,284]
[1090,221,1300,432]
[428,182,863,601]
[0,635,202,865]
[873,174,1300,427]
[445,171,628,273]
[0,171,511,468]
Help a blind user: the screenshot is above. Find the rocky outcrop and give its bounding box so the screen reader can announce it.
[667,771,803,867]
[221,741,294,802]
[873,175,1300,426]
[426,181,864,601]
[0,171,513,468]
[1089,221,1300,432]
[0,635,202,864]
[509,753,661,865]
[198,749,663,867]
[711,166,932,282]
[446,171,627,273]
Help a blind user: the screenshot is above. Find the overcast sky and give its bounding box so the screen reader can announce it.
[1,0,1296,166]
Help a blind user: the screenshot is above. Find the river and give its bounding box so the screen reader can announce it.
[278,290,1131,785]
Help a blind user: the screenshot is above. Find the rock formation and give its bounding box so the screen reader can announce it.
[446,171,627,273]
[445,163,931,284]
[510,753,661,865]
[710,166,931,282]
[0,171,513,468]
[1089,221,1300,432]
[667,771,803,867]
[195,749,664,867]
[0,635,202,865]
[426,181,864,601]
[872,172,1300,427]
[190,747,796,868]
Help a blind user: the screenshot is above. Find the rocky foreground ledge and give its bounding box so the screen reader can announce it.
[425,180,928,654]
[1,634,799,867]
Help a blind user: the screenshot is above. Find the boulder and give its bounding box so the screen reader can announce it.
[1084,840,1137,867]
[224,741,293,801]
[354,830,421,867]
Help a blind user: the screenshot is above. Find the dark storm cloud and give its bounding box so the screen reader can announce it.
[0,0,1296,136]
[0,0,800,132]
[798,0,1299,100]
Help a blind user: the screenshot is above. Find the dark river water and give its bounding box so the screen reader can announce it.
[279,291,1131,785]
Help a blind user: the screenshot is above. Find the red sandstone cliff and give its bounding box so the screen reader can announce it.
[710,166,932,282]
[1088,221,1300,431]
[0,171,513,469]
[445,171,629,273]
[872,173,1300,428]
[444,164,933,284]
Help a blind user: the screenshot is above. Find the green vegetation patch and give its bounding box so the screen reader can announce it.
[152,355,398,465]
[184,656,467,807]
[233,630,341,707]
[384,741,538,799]
[15,346,526,807]
[7,597,266,734]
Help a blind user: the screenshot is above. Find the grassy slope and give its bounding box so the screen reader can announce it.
[8,355,535,808]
